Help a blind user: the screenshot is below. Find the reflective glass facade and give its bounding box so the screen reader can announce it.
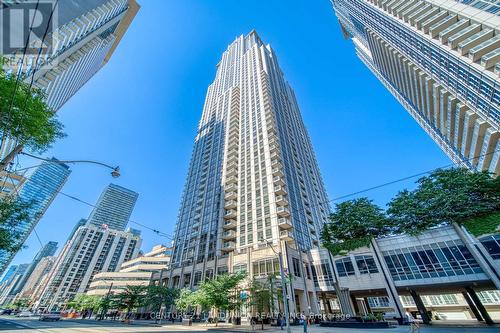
[382,239,483,281]
[0,159,70,276]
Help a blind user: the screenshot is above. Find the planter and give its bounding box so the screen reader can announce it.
[320,321,391,329]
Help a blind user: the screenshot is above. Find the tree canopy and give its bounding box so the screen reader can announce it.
[0,64,65,169]
[322,168,500,256]
[0,198,32,251]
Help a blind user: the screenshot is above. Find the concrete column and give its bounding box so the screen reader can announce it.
[462,291,483,321]
[465,287,494,325]
[409,289,431,325]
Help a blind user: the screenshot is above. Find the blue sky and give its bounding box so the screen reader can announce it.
[10,0,451,266]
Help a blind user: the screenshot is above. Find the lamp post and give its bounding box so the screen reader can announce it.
[18,151,120,178]
[260,238,291,333]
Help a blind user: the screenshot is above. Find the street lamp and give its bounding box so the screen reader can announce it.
[19,151,120,178]
[259,238,292,333]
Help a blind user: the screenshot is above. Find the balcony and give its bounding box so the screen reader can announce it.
[271,160,282,169]
[225,183,237,192]
[275,195,288,206]
[223,219,237,229]
[224,210,237,219]
[222,230,237,240]
[225,191,237,200]
[276,206,290,217]
[227,149,238,159]
[269,144,279,154]
[226,168,237,177]
[278,218,292,230]
[272,168,283,177]
[274,185,287,195]
[227,155,238,164]
[227,161,238,169]
[273,176,285,186]
[279,230,293,241]
[224,200,237,209]
[222,242,236,252]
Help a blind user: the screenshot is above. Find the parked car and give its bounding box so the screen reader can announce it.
[16,311,32,317]
[39,311,61,321]
[0,309,12,315]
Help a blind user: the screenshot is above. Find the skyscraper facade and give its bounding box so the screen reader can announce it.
[0,159,70,275]
[163,31,332,314]
[86,184,139,231]
[2,0,140,112]
[0,0,140,167]
[8,241,58,297]
[330,0,499,174]
[0,263,28,305]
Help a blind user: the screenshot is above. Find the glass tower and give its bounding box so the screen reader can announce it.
[86,183,138,231]
[166,31,331,313]
[0,159,70,275]
[8,241,58,296]
[331,0,499,174]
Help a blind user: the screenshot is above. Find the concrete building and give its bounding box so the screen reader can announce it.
[330,0,499,174]
[0,172,25,199]
[17,256,57,302]
[36,224,141,311]
[0,159,70,276]
[86,184,139,231]
[87,244,171,296]
[158,30,332,317]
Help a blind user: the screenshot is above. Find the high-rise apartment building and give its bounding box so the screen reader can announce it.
[0,0,140,167]
[330,0,499,174]
[86,184,139,231]
[2,0,140,112]
[0,159,70,275]
[8,241,58,297]
[34,183,141,310]
[162,31,331,315]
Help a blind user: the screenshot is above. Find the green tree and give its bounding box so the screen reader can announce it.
[196,273,245,326]
[175,288,196,313]
[9,297,30,310]
[113,285,147,320]
[66,294,101,318]
[248,279,273,330]
[321,198,390,255]
[0,198,32,251]
[0,65,65,170]
[388,168,500,234]
[145,285,179,323]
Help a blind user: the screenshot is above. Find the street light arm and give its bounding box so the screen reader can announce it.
[19,152,120,178]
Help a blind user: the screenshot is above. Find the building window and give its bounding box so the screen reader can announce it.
[382,240,483,281]
[479,234,500,260]
[292,258,301,277]
[355,255,379,274]
[233,264,247,274]
[252,258,279,277]
[193,271,202,286]
[335,258,355,277]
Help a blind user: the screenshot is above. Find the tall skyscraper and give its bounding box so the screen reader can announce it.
[0,159,70,275]
[2,0,140,112]
[8,241,58,297]
[163,31,331,314]
[34,183,141,310]
[86,183,138,231]
[0,0,140,166]
[18,256,57,302]
[330,0,499,174]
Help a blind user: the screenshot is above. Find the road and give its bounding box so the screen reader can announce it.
[1,316,499,332]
